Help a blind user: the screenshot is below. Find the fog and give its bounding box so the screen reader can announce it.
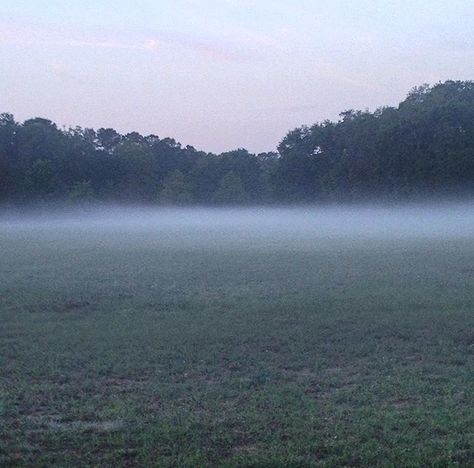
[1,202,473,248]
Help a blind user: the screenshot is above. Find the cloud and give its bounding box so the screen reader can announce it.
[50,62,69,75]
[54,39,157,51]
[0,16,255,62]
[0,16,161,53]
[57,35,249,62]
[158,32,251,61]
[145,39,160,51]
[48,61,91,85]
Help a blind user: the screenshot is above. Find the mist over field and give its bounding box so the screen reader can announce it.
[1,202,474,245]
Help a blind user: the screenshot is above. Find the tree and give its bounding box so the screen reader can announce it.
[111,141,155,201]
[97,128,122,153]
[158,170,193,205]
[213,171,249,204]
[24,159,58,199]
[1,80,474,205]
[68,181,96,202]
[0,113,17,199]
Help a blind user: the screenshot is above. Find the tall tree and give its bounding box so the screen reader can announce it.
[158,170,193,205]
[213,171,249,204]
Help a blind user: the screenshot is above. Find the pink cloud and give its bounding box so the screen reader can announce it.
[0,16,265,63]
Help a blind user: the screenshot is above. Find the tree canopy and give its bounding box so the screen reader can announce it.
[1,80,473,205]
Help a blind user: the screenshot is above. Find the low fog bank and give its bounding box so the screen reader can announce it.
[1,201,473,243]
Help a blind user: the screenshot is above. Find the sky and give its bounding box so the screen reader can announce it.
[0,1,473,153]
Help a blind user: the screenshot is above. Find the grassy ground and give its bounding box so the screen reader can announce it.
[1,216,473,466]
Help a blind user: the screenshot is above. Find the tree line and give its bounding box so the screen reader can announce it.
[1,80,473,205]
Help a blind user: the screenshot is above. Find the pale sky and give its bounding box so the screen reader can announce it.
[1,1,473,153]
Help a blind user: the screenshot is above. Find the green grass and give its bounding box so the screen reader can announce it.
[1,221,473,466]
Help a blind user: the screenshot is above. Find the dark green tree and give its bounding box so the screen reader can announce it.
[213,171,249,204]
[1,80,473,205]
[159,170,193,204]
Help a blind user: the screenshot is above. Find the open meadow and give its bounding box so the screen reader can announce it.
[1,205,473,466]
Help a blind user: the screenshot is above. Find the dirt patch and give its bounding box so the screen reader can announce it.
[232,443,259,455]
[102,377,146,390]
[26,414,124,432]
[178,371,219,385]
[457,333,474,346]
[147,396,163,411]
[26,300,97,314]
[282,367,319,381]
[48,420,125,432]
[62,300,93,311]
[391,398,419,409]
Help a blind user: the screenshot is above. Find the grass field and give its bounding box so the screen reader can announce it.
[1,207,473,466]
